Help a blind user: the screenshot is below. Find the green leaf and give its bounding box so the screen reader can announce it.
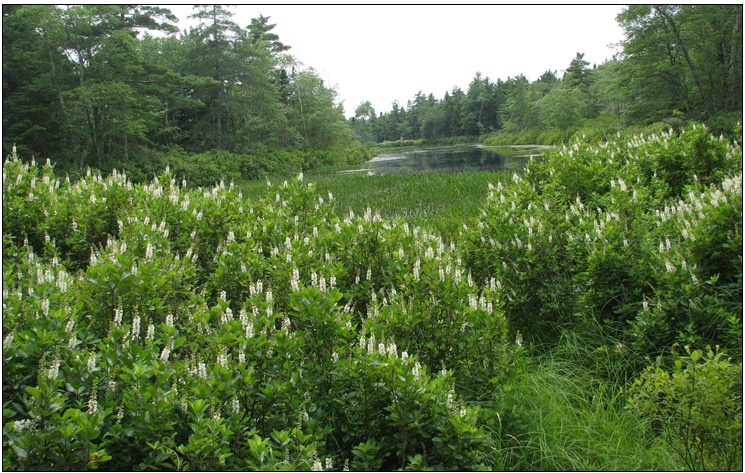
[24,386,40,401]
[690,350,701,362]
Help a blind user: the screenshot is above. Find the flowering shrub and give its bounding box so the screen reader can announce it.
[2,155,517,470]
[463,124,743,358]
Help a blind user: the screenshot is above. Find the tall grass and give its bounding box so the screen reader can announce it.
[240,170,510,241]
[501,329,679,471]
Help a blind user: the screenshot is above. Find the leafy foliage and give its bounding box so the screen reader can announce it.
[2,152,518,470]
[618,5,742,121]
[627,346,743,471]
[463,123,743,359]
[2,5,366,175]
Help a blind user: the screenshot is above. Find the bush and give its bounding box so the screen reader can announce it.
[303,140,373,168]
[2,152,519,470]
[376,138,425,149]
[42,139,373,188]
[627,346,743,471]
[463,123,743,359]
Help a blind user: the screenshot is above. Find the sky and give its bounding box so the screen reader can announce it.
[166,4,627,118]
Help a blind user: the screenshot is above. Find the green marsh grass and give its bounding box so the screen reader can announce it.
[240,170,510,241]
[502,328,679,471]
[503,364,677,470]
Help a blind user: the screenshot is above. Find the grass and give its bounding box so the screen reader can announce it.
[239,170,509,241]
[502,360,677,471]
[501,329,679,471]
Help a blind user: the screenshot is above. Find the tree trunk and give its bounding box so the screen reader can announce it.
[122,73,129,163]
[655,6,713,115]
[122,115,129,162]
[43,30,68,119]
[42,28,75,159]
[296,83,308,146]
[74,134,85,169]
[726,13,742,110]
[217,88,222,149]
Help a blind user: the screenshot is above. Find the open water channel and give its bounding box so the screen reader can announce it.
[339,144,553,175]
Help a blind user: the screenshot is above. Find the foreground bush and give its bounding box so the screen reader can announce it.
[2,154,517,470]
[464,123,743,359]
[628,346,743,471]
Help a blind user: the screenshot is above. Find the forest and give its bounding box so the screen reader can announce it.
[2,4,743,472]
[2,5,371,184]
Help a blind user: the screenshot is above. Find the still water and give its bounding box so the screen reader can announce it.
[339,144,552,175]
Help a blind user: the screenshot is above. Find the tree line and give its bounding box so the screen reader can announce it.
[3,5,742,176]
[3,5,360,174]
[352,5,742,144]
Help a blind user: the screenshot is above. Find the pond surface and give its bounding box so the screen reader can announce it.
[339,144,553,175]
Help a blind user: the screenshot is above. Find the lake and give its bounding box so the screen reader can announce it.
[339,144,553,175]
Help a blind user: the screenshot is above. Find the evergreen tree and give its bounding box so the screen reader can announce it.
[564,52,592,90]
[247,14,290,55]
[187,5,241,150]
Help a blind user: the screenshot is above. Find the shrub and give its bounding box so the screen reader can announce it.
[705,112,743,142]
[463,123,743,359]
[627,346,743,471]
[44,139,371,188]
[304,140,373,168]
[2,153,519,470]
[376,138,425,149]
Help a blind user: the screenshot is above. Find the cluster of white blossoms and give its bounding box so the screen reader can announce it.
[197,361,208,380]
[13,419,36,435]
[3,331,14,350]
[113,306,123,328]
[130,315,141,339]
[217,348,228,369]
[47,357,60,380]
[88,390,97,414]
[159,346,171,362]
[412,361,422,381]
[290,267,300,292]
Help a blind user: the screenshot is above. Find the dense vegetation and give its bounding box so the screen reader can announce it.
[2,150,521,470]
[464,124,743,356]
[352,5,742,146]
[2,4,743,471]
[3,124,742,470]
[2,5,371,183]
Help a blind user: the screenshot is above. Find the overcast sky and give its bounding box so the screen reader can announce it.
[166,4,626,118]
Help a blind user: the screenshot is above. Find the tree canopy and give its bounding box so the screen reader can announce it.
[3,5,357,172]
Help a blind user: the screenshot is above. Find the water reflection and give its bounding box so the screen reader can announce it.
[341,144,552,175]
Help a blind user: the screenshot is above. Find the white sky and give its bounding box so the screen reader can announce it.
[165,4,626,118]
